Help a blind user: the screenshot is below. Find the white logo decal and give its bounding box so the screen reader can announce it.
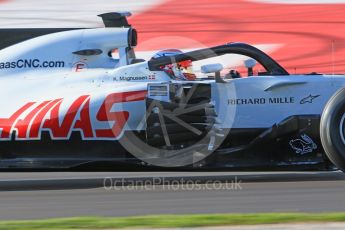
[289,134,317,155]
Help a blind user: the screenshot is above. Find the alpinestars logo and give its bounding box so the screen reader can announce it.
[0,91,146,141]
[300,94,320,104]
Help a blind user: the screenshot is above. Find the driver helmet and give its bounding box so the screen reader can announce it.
[151,49,196,81]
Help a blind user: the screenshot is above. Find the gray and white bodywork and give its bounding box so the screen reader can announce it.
[0,13,345,171]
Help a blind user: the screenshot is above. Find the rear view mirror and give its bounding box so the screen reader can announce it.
[244,59,257,68]
[201,63,225,83]
[244,59,257,76]
[201,63,223,74]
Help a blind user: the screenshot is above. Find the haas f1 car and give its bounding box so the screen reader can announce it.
[1,12,345,171]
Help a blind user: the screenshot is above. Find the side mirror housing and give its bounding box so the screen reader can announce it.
[201,63,224,74]
[201,63,225,83]
[244,59,257,68]
[244,59,257,76]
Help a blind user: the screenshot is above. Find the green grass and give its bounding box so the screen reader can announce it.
[1,213,345,230]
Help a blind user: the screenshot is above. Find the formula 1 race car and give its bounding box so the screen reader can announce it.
[1,12,345,172]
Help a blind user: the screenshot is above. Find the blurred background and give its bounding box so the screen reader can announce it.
[1,0,345,74]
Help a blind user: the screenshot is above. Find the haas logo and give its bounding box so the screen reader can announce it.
[289,134,317,155]
[0,91,146,141]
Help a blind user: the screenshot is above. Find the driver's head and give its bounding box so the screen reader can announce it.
[151,49,196,80]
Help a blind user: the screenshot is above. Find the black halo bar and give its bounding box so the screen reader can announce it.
[148,42,289,75]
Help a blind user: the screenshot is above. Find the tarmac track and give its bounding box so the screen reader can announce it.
[0,171,344,220]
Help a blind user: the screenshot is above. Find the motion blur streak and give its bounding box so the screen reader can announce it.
[250,0,345,4]
[0,0,344,73]
[133,0,345,74]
